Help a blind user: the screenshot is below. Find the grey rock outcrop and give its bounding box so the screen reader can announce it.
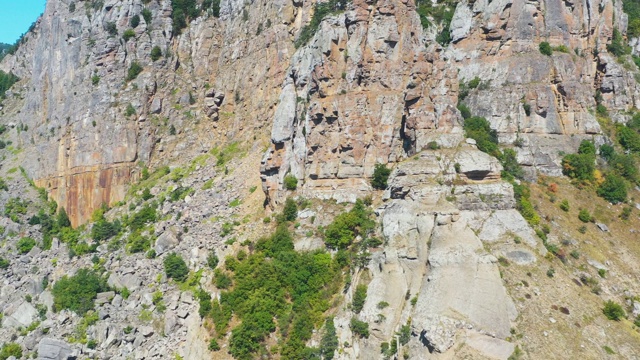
[37,338,74,360]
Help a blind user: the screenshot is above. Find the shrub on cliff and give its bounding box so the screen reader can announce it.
[597,173,627,204]
[284,174,298,190]
[0,343,22,360]
[539,42,552,56]
[52,268,109,315]
[603,300,625,321]
[463,116,499,156]
[126,62,143,81]
[164,252,189,282]
[150,46,162,61]
[371,163,391,190]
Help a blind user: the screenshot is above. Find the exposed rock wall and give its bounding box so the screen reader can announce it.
[0,0,295,225]
[261,0,464,205]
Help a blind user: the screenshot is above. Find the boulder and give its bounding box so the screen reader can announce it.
[37,338,74,360]
[154,230,179,256]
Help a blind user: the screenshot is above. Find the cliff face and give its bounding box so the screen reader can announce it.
[0,0,294,225]
[2,0,640,359]
[3,0,635,224]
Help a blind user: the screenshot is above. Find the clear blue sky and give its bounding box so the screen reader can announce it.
[0,0,47,44]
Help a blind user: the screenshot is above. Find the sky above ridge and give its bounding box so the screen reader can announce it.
[0,0,46,44]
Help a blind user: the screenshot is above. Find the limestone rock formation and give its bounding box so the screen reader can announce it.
[1,0,640,359]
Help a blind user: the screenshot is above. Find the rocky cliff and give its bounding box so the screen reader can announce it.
[1,0,640,359]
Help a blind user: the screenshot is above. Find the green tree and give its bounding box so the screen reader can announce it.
[562,153,595,181]
[151,46,163,61]
[130,14,140,28]
[597,173,627,204]
[371,163,391,190]
[607,28,631,57]
[320,317,338,360]
[352,284,367,314]
[126,62,143,81]
[164,252,189,282]
[17,237,36,254]
[52,269,109,315]
[282,197,298,222]
[603,300,625,321]
[464,116,499,155]
[539,42,552,56]
[57,206,72,228]
[350,317,370,338]
[284,174,298,190]
[578,209,592,223]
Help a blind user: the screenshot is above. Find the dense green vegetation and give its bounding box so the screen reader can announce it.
[171,0,221,35]
[603,300,626,321]
[198,222,344,359]
[352,284,367,313]
[0,70,19,99]
[0,257,9,269]
[624,0,640,38]
[16,237,36,254]
[284,174,298,190]
[562,140,596,181]
[607,28,631,57]
[415,0,456,45]
[561,134,635,204]
[463,116,500,156]
[52,268,110,315]
[126,62,143,81]
[319,317,339,359]
[295,0,350,48]
[164,252,189,282]
[323,199,375,249]
[371,163,391,190]
[539,41,552,56]
[0,343,22,360]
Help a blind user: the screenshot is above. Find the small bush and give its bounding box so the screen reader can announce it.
[106,22,117,36]
[17,236,36,254]
[426,141,440,150]
[371,163,391,190]
[578,209,592,223]
[122,29,136,41]
[130,14,140,28]
[125,103,136,116]
[352,284,367,314]
[603,300,625,321]
[539,42,552,56]
[151,46,162,61]
[468,76,481,89]
[350,317,369,338]
[282,197,298,222]
[126,62,143,81]
[284,174,298,190]
[208,338,220,351]
[559,199,570,212]
[164,252,189,282]
[457,103,471,119]
[207,251,219,269]
[141,8,152,24]
[0,257,9,269]
[0,343,22,360]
